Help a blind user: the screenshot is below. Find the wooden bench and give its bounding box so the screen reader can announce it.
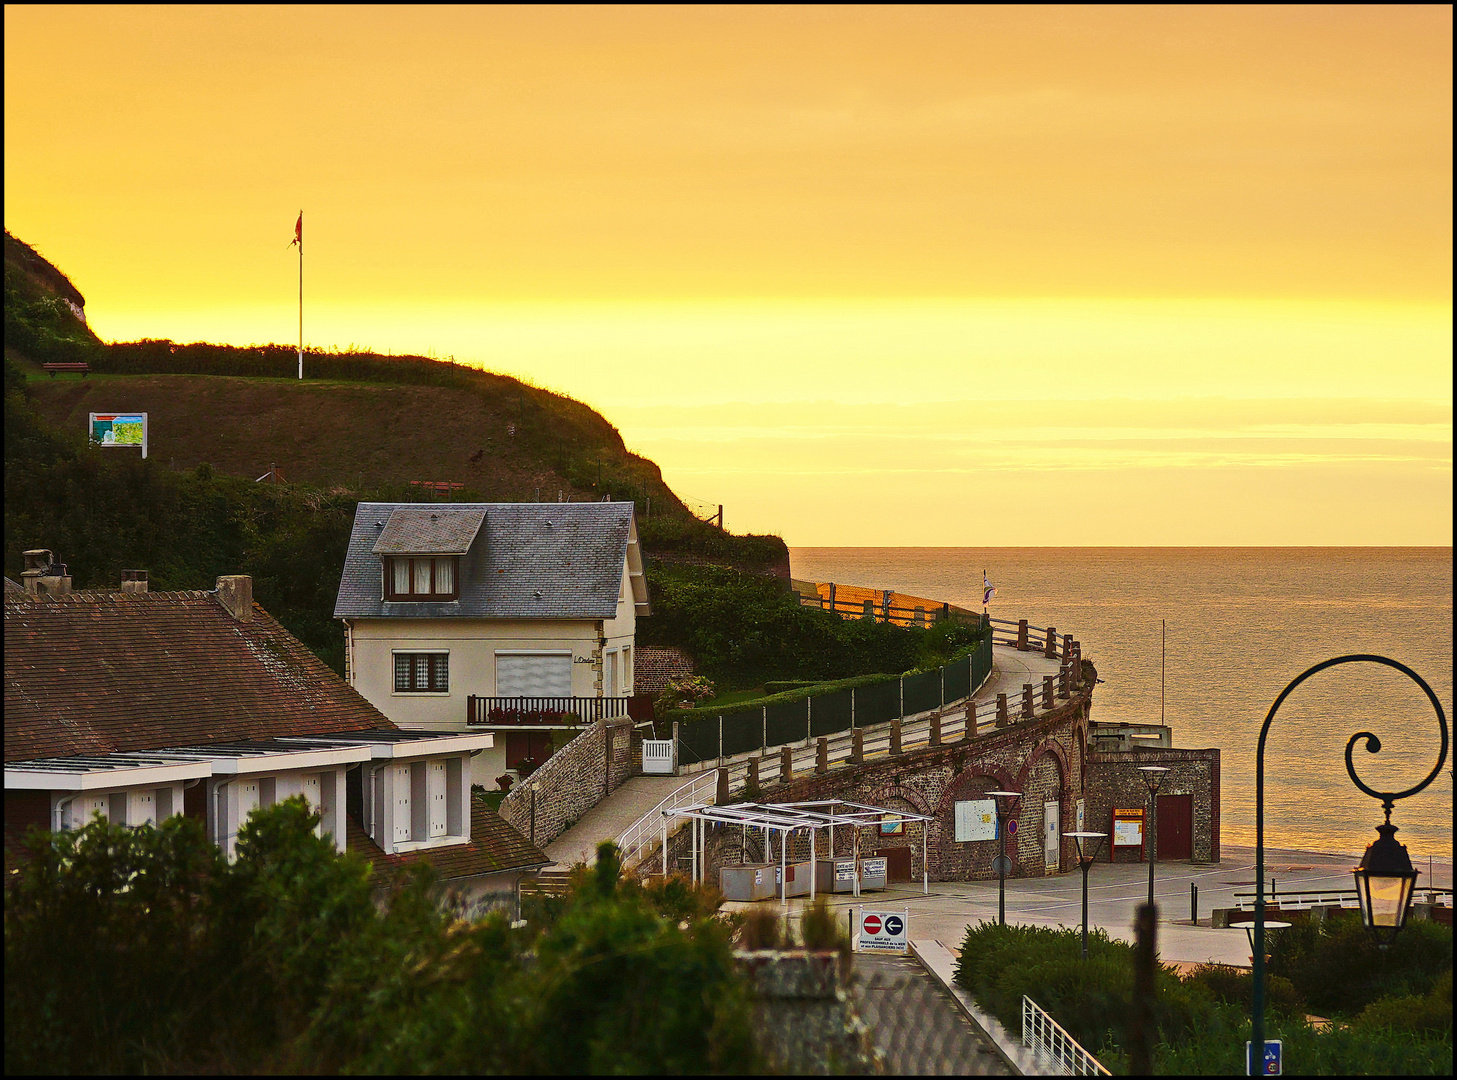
[41,362,90,377]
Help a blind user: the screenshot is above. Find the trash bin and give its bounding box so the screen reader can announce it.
[720,863,778,901]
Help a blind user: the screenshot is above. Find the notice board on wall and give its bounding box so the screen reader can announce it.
[1112,808,1144,847]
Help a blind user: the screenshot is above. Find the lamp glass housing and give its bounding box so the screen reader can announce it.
[1352,821,1418,938]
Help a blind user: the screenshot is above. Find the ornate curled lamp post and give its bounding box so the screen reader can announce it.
[1251,654,1448,1072]
[1064,830,1107,960]
[987,790,1021,927]
[1138,766,1169,910]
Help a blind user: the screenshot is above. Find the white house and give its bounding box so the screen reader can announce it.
[333,502,651,789]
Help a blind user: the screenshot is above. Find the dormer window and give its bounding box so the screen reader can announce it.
[385,556,459,601]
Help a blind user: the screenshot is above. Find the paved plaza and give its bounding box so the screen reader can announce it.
[726,844,1454,968]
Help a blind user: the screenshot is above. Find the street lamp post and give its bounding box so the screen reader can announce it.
[1138,766,1169,910]
[1064,830,1107,960]
[987,790,1022,927]
[1251,654,1448,1073]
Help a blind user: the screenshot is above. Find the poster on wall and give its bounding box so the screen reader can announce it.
[1112,808,1144,847]
[89,412,148,458]
[954,799,997,842]
[880,815,904,836]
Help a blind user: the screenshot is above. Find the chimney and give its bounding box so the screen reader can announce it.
[121,569,149,594]
[21,549,71,597]
[216,575,253,622]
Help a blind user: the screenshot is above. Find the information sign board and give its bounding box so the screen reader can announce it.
[880,815,903,836]
[856,908,909,954]
[1112,808,1144,847]
[954,799,996,842]
[89,412,148,458]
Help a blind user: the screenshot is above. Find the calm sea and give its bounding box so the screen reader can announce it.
[789,548,1453,858]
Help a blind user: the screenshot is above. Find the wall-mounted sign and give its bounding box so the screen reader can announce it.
[954,799,996,842]
[880,815,904,836]
[89,413,148,458]
[1112,808,1144,847]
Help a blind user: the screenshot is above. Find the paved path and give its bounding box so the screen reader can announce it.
[544,774,688,867]
[724,845,1452,970]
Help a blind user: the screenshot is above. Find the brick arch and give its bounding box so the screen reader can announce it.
[858,782,935,882]
[1016,737,1071,796]
[934,764,1019,818]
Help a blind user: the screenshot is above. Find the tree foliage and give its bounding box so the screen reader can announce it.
[5,814,757,1075]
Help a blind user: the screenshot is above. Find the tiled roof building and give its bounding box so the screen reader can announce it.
[4,561,547,912]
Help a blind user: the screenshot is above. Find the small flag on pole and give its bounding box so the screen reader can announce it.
[983,571,996,607]
[289,212,302,248]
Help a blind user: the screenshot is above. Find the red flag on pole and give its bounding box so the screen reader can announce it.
[289,212,302,247]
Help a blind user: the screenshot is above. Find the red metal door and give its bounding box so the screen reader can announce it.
[875,847,913,883]
[1157,794,1193,861]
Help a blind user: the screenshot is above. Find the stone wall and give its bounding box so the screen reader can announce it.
[1084,747,1221,864]
[680,693,1096,885]
[499,716,637,849]
[738,952,880,1074]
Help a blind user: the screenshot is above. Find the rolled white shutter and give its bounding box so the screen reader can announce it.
[496,653,573,697]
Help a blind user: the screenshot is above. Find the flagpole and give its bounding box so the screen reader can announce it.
[297,209,303,380]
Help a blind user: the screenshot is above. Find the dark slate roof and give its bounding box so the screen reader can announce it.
[336,502,634,620]
[348,795,549,887]
[371,508,486,555]
[3,578,22,597]
[4,589,393,762]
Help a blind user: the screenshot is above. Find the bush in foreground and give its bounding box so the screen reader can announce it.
[6,807,757,1074]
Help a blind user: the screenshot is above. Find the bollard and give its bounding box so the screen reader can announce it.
[1021,683,1034,719]
[890,715,903,755]
[996,693,1009,726]
[1191,883,1199,923]
[1016,618,1029,651]
[780,745,793,783]
[815,737,828,774]
[1044,626,1058,659]
[1042,675,1054,710]
[928,711,942,747]
[850,728,864,764]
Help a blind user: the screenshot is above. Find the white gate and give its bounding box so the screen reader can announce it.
[1044,800,1061,873]
[641,739,676,775]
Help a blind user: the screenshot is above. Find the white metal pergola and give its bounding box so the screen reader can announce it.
[662,799,936,905]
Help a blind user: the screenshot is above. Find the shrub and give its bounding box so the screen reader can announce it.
[1182,962,1304,1018]
[1267,911,1452,1017]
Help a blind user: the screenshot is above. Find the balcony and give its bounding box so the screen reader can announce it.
[466,695,655,729]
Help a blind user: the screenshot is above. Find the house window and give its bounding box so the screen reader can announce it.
[384,556,460,600]
[395,652,449,693]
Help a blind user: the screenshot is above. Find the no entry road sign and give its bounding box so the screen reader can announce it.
[856,908,909,954]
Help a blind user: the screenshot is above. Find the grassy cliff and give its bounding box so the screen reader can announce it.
[4,230,786,673]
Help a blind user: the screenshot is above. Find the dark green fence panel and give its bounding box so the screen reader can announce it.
[853,680,900,726]
[971,634,993,693]
[721,710,763,757]
[677,716,718,765]
[903,669,941,714]
[810,689,853,736]
[943,653,971,702]
[766,699,809,746]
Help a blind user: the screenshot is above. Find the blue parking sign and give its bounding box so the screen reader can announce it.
[1246,1039,1282,1076]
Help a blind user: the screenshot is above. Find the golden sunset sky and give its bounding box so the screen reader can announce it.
[5,5,1451,544]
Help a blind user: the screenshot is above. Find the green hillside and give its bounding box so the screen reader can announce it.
[4,230,788,675]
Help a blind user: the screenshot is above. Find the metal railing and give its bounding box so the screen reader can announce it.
[466,695,633,725]
[1022,995,1110,1076]
[616,771,720,872]
[1234,886,1451,911]
[794,580,983,629]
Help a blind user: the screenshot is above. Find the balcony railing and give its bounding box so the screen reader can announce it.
[466,695,654,727]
